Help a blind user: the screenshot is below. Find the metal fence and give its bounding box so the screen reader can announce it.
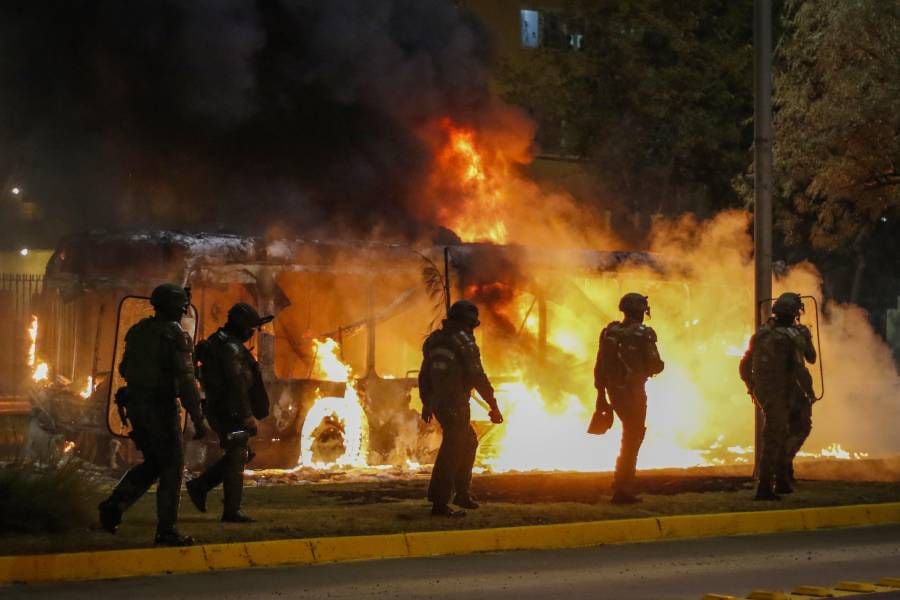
[0,273,44,395]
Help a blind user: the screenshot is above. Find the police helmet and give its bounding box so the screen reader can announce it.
[448,300,480,328]
[618,292,650,317]
[227,302,274,331]
[772,292,804,319]
[150,283,190,317]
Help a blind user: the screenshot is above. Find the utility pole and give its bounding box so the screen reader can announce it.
[753,0,774,473]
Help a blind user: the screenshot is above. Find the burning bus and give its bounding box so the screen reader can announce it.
[21,217,895,477]
[26,229,663,472]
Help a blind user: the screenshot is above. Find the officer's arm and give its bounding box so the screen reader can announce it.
[167,326,204,425]
[417,347,432,411]
[739,334,755,391]
[118,329,133,378]
[456,332,498,411]
[593,331,606,391]
[797,325,817,363]
[645,327,665,376]
[221,343,254,421]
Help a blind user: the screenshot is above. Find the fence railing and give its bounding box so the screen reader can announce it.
[0,273,44,395]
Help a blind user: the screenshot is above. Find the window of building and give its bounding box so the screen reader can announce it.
[520,9,540,48]
[520,9,584,51]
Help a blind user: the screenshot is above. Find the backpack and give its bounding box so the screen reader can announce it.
[750,325,793,399]
[600,322,654,390]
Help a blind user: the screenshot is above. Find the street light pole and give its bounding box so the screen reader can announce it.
[753,0,774,473]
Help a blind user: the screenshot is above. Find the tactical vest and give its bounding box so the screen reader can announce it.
[421,329,468,409]
[197,330,269,423]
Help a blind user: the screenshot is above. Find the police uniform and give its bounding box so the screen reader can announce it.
[188,303,271,522]
[593,320,664,500]
[420,314,499,514]
[740,318,806,498]
[782,324,817,481]
[99,310,203,544]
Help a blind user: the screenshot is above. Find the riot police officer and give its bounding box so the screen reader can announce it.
[98,283,207,546]
[420,300,503,517]
[187,303,272,522]
[780,295,817,485]
[594,293,665,504]
[740,292,815,499]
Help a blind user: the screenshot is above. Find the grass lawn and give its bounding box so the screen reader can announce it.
[4,471,900,556]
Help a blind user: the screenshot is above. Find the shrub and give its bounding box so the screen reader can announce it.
[0,461,98,533]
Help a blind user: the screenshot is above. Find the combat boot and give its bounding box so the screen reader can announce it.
[97,499,123,534]
[774,478,794,495]
[222,510,255,523]
[611,490,642,505]
[754,483,782,501]
[186,478,208,513]
[155,528,195,546]
[453,494,480,509]
[431,504,465,517]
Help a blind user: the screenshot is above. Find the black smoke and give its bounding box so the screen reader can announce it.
[0,0,496,248]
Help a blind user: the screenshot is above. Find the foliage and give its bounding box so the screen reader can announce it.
[0,461,99,534]
[774,0,900,254]
[499,0,754,222]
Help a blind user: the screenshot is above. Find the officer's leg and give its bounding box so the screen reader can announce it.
[221,441,252,521]
[187,433,228,514]
[428,409,462,510]
[612,393,647,500]
[98,422,161,533]
[784,400,812,483]
[452,423,479,506]
[756,396,788,500]
[154,417,193,545]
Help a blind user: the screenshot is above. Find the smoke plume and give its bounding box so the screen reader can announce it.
[0,0,509,244]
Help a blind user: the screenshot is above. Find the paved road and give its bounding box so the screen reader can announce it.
[3,525,900,600]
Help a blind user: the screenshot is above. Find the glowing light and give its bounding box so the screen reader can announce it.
[798,443,870,461]
[32,362,49,382]
[11,187,20,195]
[80,376,94,399]
[19,248,29,257]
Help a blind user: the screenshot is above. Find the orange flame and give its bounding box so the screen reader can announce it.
[301,338,369,468]
[27,315,49,382]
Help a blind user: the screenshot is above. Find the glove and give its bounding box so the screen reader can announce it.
[595,389,611,412]
[488,407,504,424]
[421,405,433,424]
[192,418,208,440]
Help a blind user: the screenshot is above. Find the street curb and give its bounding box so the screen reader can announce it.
[3,502,900,585]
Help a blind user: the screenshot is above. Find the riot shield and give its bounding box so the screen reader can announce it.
[106,296,199,438]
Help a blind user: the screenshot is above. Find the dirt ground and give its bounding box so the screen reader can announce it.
[4,468,900,556]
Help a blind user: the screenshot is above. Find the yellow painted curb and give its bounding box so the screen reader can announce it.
[3,501,900,586]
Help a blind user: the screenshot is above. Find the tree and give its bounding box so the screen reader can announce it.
[498,0,755,233]
[774,0,900,303]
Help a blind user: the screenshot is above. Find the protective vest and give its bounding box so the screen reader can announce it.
[419,323,494,411]
[197,329,269,425]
